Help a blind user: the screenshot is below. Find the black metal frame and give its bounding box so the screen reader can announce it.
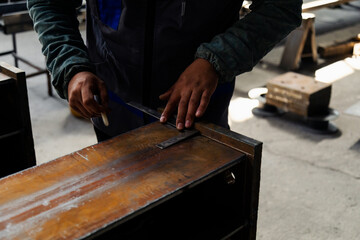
[0,1,52,96]
[0,62,37,177]
[0,1,27,16]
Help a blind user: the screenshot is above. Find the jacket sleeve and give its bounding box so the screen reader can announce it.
[27,0,93,99]
[195,0,303,83]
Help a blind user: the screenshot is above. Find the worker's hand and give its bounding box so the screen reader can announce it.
[68,71,109,119]
[159,58,218,130]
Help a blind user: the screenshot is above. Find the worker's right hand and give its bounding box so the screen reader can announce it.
[68,71,109,119]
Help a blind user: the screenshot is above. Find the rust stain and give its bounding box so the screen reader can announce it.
[0,122,245,239]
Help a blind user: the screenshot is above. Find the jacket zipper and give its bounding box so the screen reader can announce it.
[142,0,156,114]
[181,1,186,17]
[180,1,186,27]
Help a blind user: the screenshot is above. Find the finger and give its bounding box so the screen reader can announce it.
[196,90,212,118]
[82,86,103,116]
[159,88,173,101]
[77,97,96,118]
[68,92,91,118]
[176,91,192,130]
[185,91,202,128]
[75,88,99,118]
[160,94,180,123]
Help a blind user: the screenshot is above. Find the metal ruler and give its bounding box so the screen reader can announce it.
[127,102,199,149]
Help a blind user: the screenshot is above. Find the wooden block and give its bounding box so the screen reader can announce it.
[318,41,356,58]
[318,34,360,58]
[266,72,332,116]
[0,121,262,240]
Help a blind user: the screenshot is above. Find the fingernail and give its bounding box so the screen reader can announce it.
[196,110,201,117]
[185,120,191,128]
[160,116,166,122]
[177,123,184,129]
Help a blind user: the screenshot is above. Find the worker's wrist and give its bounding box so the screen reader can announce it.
[194,47,235,83]
[193,58,219,79]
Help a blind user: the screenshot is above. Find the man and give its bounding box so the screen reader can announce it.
[28,0,302,142]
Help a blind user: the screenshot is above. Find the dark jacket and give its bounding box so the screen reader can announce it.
[28,0,302,135]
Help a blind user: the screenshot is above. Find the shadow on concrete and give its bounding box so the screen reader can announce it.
[51,94,70,106]
[257,59,286,74]
[299,54,354,75]
[253,111,343,142]
[61,111,91,132]
[260,53,355,78]
[350,139,360,152]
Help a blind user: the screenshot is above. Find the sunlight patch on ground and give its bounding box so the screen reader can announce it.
[315,57,360,84]
[344,57,360,70]
[248,87,268,99]
[229,97,259,125]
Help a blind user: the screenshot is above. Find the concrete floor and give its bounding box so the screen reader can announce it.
[1,2,360,239]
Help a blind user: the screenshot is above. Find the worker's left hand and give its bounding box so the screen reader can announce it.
[159,58,218,130]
